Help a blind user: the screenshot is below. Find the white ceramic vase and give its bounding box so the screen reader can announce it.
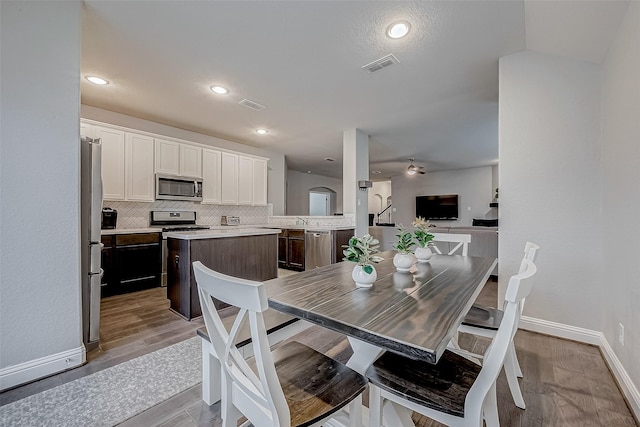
[352,265,377,288]
[415,246,433,263]
[393,252,414,272]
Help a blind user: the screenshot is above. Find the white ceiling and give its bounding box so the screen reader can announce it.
[81,1,628,180]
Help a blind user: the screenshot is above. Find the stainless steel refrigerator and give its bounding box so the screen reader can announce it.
[81,136,103,349]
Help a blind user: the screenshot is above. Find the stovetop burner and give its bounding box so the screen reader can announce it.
[161,225,210,232]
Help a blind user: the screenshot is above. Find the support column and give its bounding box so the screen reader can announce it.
[343,129,369,236]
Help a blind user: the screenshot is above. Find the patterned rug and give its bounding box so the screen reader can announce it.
[0,337,201,427]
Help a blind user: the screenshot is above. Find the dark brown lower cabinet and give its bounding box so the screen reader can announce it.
[101,232,161,298]
[167,233,278,320]
[278,229,305,271]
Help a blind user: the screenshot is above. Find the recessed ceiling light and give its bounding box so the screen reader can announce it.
[256,129,268,135]
[371,170,382,174]
[387,21,411,39]
[210,85,229,95]
[307,171,312,174]
[86,76,109,85]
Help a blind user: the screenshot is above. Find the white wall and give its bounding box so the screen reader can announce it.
[391,167,493,227]
[601,1,640,397]
[1,1,84,380]
[499,51,603,330]
[81,105,287,215]
[286,170,343,215]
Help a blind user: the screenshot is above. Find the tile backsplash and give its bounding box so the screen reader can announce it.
[104,200,272,229]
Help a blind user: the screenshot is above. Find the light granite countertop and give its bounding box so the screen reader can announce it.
[165,227,281,240]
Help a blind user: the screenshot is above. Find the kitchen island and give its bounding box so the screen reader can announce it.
[166,228,280,320]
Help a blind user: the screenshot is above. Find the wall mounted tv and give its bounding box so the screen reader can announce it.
[416,194,459,220]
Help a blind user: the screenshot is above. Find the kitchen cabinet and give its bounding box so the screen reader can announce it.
[278,229,305,271]
[253,158,268,205]
[96,126,126,201]
[202,148,221,204]
[167,233,278,319]
[180,144,202,178]
[221,152,239,204]
[102,232,162,297]
[100,235,115,296]
[238,155,254,205]
[155,138,202,178]
[154,138,180,175]
[125,132,155,201]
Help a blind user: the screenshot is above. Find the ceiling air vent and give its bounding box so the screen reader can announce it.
[239,99,266,111]
[362,54,400,73]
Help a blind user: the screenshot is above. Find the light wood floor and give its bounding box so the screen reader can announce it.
[2,279,637,426]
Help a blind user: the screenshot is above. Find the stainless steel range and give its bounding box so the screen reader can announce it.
[150,211,209,286]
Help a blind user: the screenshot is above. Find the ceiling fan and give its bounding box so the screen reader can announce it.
[406,159,426,175]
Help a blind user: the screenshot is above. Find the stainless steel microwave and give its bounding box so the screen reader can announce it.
[155,174,203,201]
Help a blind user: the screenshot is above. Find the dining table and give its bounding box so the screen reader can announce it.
[265,250,497,427]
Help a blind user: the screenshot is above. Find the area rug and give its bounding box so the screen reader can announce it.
[0,336,201,427]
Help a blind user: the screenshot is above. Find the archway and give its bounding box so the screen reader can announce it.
[309,186,336,216]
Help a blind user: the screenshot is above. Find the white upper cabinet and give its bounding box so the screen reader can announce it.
[180,144,202,178]
[80,122,94,138]
[238,155,254,205]
[155,138,180,175]
[220,152,239,204]
[202,148,221,204]
[96,125,126,201]
[155,138,202,178]
[253,158,268,205]
[125,133,155,202]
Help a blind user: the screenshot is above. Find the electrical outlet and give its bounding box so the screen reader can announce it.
[618,323,625,346]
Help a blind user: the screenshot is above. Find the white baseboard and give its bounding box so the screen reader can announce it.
[520,316,640,421]
[0,345,86,391]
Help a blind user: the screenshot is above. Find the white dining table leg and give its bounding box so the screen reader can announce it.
[346,337,416,427]
[346,337,384,374]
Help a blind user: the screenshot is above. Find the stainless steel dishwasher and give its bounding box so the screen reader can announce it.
[305,230,333,270]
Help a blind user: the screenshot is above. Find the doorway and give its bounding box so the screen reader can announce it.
[309,187,336,216]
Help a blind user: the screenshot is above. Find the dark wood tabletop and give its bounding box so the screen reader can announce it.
[265,251,497,364]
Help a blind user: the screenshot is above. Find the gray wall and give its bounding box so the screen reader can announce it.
[391,166,493,227]
[1,1,83,369]
[81,105,287,216]
[601,1,640,398]
[286,170,343,215]
[499,50,603,331]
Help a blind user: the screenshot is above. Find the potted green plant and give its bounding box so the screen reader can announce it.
[412,217,435,263]
[393,228,416,272]
[342,234,384,288]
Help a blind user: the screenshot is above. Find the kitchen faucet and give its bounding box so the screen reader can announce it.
[296,217,309,226]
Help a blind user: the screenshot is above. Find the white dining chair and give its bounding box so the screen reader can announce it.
[366,259,537,427]
[192,261,367,427]
[431,233,471,256]
[456,241,540,409]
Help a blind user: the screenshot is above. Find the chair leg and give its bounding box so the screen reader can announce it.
[510,342,523,378]
[482,382,500,427]
[368,385,383,427]
[504,348,526,409]
[221,376,241,427]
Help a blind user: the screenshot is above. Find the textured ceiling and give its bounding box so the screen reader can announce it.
[81,1,628,180]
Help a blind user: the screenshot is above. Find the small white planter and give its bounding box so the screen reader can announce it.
[393,252,414,272]
[352,265,377,288]
[415,246,433,263]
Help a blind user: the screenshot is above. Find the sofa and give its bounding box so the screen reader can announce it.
[369,225,498,275]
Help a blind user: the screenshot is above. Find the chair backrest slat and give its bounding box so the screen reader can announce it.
[431,233,471,256]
